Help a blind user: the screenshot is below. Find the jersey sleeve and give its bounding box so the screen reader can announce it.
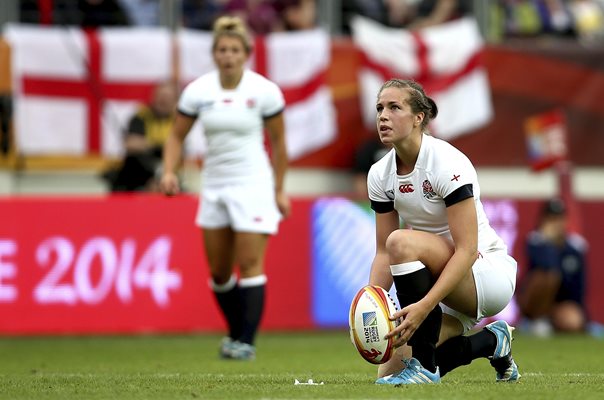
[177,81,200,118]
[368,165,394,213]
[432,149,477,207]
[260,80,285,119]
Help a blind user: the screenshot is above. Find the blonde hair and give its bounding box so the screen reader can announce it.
[212,16,252,54]
[378,79,438,130]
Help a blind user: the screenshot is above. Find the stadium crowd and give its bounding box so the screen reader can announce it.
[15,0,604,42]
[18,0,318,32]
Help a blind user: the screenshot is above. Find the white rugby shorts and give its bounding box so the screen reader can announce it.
[441,250,517,332]
[196,181,281,234]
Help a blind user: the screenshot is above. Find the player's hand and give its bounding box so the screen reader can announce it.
[276,190,291,218]
[160,172,180,196]
[385,299,431,348]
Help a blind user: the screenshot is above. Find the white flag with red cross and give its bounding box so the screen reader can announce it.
[351,16,493,141]
[5,25,337,160]
[5,25,173,157]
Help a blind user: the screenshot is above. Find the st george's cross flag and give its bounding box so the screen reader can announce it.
[4,25,336,160]
[4,25,173,157]
[351,16,493,141]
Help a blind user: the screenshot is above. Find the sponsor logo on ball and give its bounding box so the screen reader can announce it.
[362,311,380,343]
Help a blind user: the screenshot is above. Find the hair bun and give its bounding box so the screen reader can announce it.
[212,16,251,54]
[427,97,438,119]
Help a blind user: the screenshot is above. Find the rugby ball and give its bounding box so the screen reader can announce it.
[349,285,399,364]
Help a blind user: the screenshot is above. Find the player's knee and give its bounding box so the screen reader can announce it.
[207,257,235,283]
[552,302,585,332]
[385,230,415,261]
[238,256,264,276]
[210,271,233,285]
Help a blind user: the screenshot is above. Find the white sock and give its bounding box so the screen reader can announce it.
[390,260,426,276]
[209,274,237,293]
[239,274,267,288]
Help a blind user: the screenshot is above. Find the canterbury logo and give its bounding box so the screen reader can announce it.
[399,184,414,193]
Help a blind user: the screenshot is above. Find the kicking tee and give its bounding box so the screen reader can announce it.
[367,134,506,253]
[178,69,285,186]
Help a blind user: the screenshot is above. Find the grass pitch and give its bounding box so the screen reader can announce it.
[1,330,603,399]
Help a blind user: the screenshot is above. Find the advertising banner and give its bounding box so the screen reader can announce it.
[1,196,602,334]
[0,195,313,334]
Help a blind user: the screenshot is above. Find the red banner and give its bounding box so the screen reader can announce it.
[0,195,313,334]
[1,195,602,335]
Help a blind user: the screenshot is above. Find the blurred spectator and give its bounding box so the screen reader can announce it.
[0,95,11,157]
[182,0,229,30]
[568,0,604,41]
[495,0,574,37]
[220,0,316,34]
[543,0,575,34]
[226,0,284,34]
[406,0,472,29]
[517,198,590,336]
[276,0,317,31]
[343,0,407,28]
[117,0,160,26]
[343,0,471,32]
[77,0,130,27]
[490,0,604,42]
[23,0,132,26]
[19,0,46,24]
[103,81,178,192]
[351,136,390,201]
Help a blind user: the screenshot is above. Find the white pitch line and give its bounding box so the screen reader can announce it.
[522,372,604,378]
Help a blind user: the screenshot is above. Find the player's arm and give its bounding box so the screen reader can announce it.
[160,112,195,195]
[369,210,400,290]
[422,196,478,310]
[264,111,291,217]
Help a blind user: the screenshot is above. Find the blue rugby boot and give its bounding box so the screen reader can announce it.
[375,358,441,385]
[219,338,256,360]
[228,340,256,360]
[485,320,521,382]
[219,337,234,359]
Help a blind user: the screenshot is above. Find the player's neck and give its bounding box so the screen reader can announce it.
[220,70,244,89]
[394,133,422,174]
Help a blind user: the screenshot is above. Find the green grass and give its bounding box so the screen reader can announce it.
[0,331,603,399]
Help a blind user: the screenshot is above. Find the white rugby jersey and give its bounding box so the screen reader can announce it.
[178,69,285,186]
[368,134,507,253]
